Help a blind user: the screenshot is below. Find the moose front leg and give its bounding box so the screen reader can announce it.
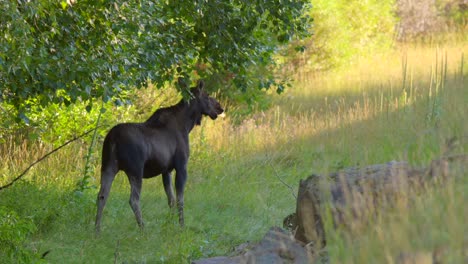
[175,166,187,227]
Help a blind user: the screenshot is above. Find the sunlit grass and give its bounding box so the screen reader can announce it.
[1,42,467,263]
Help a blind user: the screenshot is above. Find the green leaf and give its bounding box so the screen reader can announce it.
[60,1,67,10]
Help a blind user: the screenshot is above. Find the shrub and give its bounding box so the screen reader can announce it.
[285,0,396,71]
[0,207,39,262]
[396,0,467,41]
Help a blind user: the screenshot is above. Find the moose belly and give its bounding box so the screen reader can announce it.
[142,160,172,178]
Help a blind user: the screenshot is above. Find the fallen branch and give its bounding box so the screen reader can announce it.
[267,158,297,199]
[0,126,105,191]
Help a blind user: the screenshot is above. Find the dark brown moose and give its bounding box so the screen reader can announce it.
[95,80,224,233]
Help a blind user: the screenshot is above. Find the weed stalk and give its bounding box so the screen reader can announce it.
[76,101,104,193]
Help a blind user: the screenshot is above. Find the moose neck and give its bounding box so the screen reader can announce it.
[182,99,203,133]
[144,98,203,134]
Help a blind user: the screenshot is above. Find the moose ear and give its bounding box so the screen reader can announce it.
[177,77,189,90]
[196,80,205,90]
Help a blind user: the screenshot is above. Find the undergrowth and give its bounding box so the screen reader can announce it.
[0,42,467,263]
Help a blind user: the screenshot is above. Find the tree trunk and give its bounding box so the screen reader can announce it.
[291,155,467,248]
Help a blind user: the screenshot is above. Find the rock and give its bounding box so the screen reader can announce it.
[244,227,309,264]
[396,251,433,264]
[192,227,311,264]
[192,256,244,264]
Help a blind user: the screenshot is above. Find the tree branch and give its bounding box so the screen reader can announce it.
[0,126,105,191]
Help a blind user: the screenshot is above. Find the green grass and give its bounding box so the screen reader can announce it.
[1,42,467,263]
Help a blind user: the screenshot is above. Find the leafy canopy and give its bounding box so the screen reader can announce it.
[0,0,310,118]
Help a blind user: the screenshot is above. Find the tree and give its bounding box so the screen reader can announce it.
[0,0,310,119]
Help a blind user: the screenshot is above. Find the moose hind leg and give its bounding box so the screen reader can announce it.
[162,172,175,208]
[175,166,187,227]
[127,170,144,228]
[95,167,117,233]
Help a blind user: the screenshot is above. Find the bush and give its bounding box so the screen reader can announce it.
[0,207,39,262]
[396,0,467,40]
[285,0,396,71]
[439,0,468,29]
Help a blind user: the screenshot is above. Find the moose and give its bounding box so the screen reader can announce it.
[95,80,224,233]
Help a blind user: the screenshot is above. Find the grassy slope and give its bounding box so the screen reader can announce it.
[0,43,467,263]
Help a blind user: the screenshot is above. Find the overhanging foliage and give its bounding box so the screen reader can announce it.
[0,0,311,119]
